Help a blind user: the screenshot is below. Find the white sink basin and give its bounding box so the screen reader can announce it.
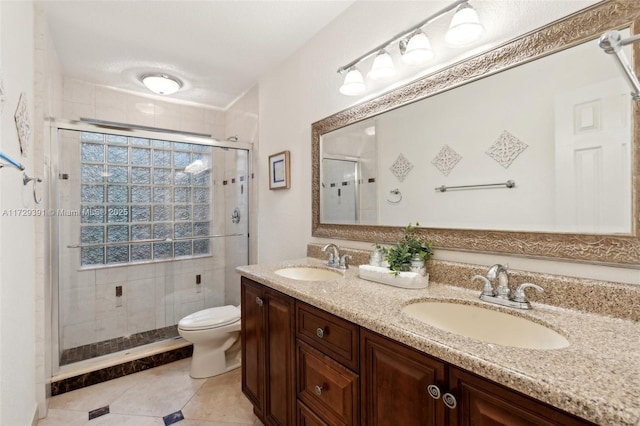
[402,301,569,350]
[274,267,342,281]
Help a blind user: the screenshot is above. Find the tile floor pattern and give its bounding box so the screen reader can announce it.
[38,358,264,426]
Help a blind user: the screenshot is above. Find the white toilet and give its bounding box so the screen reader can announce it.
[178,305,242,379]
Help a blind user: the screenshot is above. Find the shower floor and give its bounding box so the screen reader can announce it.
[60,325,180,366]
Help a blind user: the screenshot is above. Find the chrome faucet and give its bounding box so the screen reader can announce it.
[486,264,510,299]
[472,264,544,310]
[322,243,349,269]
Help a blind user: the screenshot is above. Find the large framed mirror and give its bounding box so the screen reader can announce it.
[312,0,640,265]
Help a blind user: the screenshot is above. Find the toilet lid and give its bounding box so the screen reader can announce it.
[178,305,241,331]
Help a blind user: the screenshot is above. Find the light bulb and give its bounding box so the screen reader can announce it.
[445,4,484,47]
[402,31,434,66]
[368,50,396,80]
[339,67,366,96]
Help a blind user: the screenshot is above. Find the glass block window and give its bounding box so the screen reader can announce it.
[79,131,212,266]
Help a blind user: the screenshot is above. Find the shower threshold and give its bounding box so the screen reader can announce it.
[60,325,180,365]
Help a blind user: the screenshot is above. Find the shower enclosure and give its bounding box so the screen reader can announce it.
[50,120,251,369]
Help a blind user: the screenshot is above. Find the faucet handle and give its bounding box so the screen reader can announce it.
[339,254,352,269]
[472,275,494,297]
[513,283,544,303]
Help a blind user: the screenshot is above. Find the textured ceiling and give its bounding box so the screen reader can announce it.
[41,0,356,109]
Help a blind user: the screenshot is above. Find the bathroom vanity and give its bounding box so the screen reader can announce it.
[237,257,640,426]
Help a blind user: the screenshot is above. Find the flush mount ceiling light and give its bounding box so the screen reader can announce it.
[140,73,183,95]
[336,0,483,96]
[445,3,484,47]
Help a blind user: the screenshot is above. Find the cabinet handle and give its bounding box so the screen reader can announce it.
[443,393,457,409]
[314,385,323,396]
[316,327,325,338]
[427,384,441,400]
[255,297,264,307]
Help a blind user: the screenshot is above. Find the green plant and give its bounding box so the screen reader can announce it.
[372,242,388,256]
[384,223,433,275]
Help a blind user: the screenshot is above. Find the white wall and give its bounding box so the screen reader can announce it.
[256,1,640,284]
[0,2,38,424]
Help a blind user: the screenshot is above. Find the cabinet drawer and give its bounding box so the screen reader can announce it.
[297,401,329,426]
[297,341,359,426]
[296,302,359,371]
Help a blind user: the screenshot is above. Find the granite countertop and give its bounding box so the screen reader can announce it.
[237,257,640,426]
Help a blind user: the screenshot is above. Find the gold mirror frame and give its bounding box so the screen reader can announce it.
[312,0,640,266]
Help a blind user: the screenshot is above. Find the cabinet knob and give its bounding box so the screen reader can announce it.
[314,385,323,396]
[316,327,325,338]
[443,392,457,409]
[255,297,264,307]
[427,384,441,400]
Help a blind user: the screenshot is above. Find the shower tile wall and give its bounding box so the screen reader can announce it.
[59,79,242,351]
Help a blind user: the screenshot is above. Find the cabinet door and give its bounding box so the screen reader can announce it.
[241,278,265,417]
[361,330,446,426]
[264,287,296,426]
[449,367,595,426]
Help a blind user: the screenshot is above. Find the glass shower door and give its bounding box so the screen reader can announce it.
[54,126,249,366]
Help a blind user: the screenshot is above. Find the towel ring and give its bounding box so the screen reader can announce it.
[387,188,402,204]
[23,172,43,204]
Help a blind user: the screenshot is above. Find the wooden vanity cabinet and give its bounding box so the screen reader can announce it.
[361,329,594,426]
[361,329,447,426]
[296,302,360,426]
[240,278,595,426]
[241,277,296,426]
[448,367,596,426]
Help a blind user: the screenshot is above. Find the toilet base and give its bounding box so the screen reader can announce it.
[189,335,241,379]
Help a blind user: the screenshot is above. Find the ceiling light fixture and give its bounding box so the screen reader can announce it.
[140,73,183,95]
[336,0,483,96]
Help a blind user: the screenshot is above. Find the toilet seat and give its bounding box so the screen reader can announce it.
[178,305,241,331]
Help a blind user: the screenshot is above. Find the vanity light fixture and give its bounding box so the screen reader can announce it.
[140,73,183,95]
[445,3,485,47]
[339,67,367,96]
[401,30,434,66]
[368,50,396,80]
[337,0,483,96]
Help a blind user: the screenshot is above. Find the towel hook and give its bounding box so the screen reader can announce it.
[23,172,43,204]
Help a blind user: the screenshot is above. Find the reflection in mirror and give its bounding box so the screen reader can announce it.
[321,119,377,224]
[320,30,633,234]
[313,1,640,265]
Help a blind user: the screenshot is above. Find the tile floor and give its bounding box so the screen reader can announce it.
[38,358,263,426]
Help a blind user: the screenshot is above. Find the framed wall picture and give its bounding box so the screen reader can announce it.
[269,150,290,190]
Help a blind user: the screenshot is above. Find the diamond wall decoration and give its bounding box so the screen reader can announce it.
[431,145,462,176]
[389,153,413,182]
[14,92,31,157]
[486,130,528,169]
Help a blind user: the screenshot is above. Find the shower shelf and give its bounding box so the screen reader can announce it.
[67,233,246,248]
